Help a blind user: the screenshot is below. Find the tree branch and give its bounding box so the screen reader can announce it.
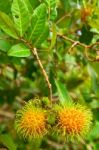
[32,48,52,101]
[57,32,99,61]
[20,38,52,101]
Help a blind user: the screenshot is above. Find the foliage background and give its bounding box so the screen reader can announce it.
[0,0,99,149]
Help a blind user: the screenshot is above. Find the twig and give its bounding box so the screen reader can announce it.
[20,38,52,101]
[87,42,99,48]
[57,32,86,47]
[32,48,52,101]
[68,41,79,53]
[57,32,99,61]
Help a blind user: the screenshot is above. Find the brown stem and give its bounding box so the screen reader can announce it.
[57,32,99,61]
[57,32,86,47]
[20,38,52,101]
[87,42,99,48]
[68,41,79,54]
[32,48,52,101]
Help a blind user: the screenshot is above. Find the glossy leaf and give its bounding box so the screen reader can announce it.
[34,23,49,47]
[29,0,40,9]
[0,40,11,52]
[44,0,58,21]
[55,80,73,105]
[0,11,19,39]
[11,0,33,36]
[0,0,12,13]
[29,4,46,41]
[44,0,57,8]
[8,43,31,57]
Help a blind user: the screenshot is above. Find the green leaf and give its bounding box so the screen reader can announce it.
[0,0,12,13]
[11,0,33,36]
[44,0,57,8]
[29,0,40,9]
[44,0,58,21]
[0,134,17,150]
[29,4,47,41]
[34,23,49,47]
[0,40,11,52]
[0,11,19,39]
[50,8,57,21]
[87,64,99,96]
[8,43,31,57]
[87,121,99,140]
[55,80,73,105]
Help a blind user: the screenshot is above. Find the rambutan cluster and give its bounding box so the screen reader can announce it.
[15,99,93,140]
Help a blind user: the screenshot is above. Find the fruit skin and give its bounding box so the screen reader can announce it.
[56,102,93,139]
[15,99,93,140]
[15,100,47,139]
